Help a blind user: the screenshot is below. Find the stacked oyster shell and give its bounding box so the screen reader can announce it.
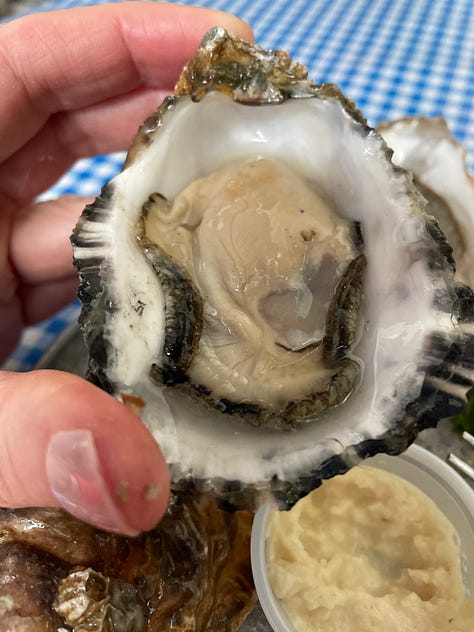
[72,29,474,509]
[378,116,474,288]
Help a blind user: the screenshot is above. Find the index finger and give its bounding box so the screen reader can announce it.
[0,1,253,163]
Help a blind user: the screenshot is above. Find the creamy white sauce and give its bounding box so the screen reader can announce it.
[267,466,474,632]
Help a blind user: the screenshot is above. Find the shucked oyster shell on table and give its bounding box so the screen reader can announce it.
[378,116,474,289]
[72,27,474,510]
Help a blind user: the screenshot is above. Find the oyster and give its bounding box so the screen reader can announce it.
[0,497,254,631]
[72,29,474,509]
[378,117,474,288]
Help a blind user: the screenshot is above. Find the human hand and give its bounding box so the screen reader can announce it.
[0,2,252,535]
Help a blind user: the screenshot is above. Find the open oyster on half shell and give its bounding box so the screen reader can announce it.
[72,29,474,510]
[378,116,474,289]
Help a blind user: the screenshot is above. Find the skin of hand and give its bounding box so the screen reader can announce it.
[0,2,253,536]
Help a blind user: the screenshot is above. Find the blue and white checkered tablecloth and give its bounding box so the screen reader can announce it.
[4,0,474,371]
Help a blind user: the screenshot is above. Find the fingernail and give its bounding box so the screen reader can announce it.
[46,429,138,536]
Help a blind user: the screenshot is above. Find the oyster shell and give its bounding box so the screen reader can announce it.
[0,497,254,631]
[378,116,474,288]
[72,29,474,509]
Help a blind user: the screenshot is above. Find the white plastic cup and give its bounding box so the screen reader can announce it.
[251,444,474,632]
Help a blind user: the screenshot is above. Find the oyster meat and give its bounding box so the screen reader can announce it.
[140,156,365,426]
[72,29,474,509]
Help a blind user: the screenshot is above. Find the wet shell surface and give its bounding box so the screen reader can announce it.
[72,29,474,510]
[378,116,474,289]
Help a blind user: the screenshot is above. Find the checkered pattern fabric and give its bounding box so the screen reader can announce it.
[4,0,474,371]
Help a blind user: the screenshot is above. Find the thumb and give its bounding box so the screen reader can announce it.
[0,369,170,536]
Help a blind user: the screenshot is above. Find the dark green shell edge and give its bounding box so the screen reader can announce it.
[71,184,117,394]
